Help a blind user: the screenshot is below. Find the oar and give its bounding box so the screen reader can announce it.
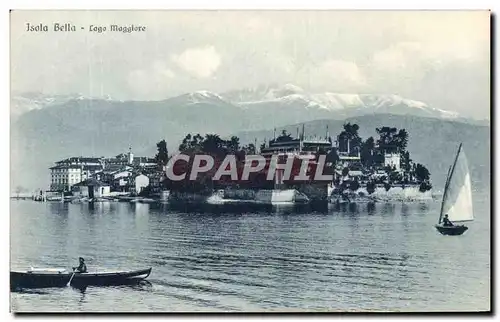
[67,269,76,287]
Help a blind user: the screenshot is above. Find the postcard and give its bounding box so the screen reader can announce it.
[10,10,491,313]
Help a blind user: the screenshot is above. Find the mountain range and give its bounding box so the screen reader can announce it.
[10,85,490,190]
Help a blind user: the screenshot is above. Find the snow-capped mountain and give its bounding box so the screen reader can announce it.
[10,92,117,119]
[222,84,460,119]
[12,84,471,123]
[173,90,226,105]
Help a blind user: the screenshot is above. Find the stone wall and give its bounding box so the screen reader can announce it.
[331,185,433,202]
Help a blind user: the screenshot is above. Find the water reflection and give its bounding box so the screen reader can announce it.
[132,203,150,216]
[49,202,69,216]
[367,202,376,215]
[165,202,329,216]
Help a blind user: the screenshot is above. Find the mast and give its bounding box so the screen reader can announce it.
[438,165,452,224]
[438,143,463,224]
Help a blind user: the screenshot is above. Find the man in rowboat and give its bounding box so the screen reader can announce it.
[442,214,454,227]
[72,257,88,273]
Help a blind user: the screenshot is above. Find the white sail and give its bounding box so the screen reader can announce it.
[440,144,474,222]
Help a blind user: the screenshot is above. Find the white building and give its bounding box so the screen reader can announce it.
[50,165,82,192]
[384,153,401,171]
[131,174,150,194]
[49,157,104,191]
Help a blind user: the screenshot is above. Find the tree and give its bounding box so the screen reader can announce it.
[376,127,409,154]
[400,151,412,182]
[360,136,375,168]
[275,130,292,142]
[401,151,412,172]
[342,167,349,177]
[155,140,169,168]
[260,141,267,152]
[376,126,398,153]
[227,136,240,154]
[389,170,402,183]
[202,134,223,155]
[395,129,409,152]
[338,123,362,155]
[349,178,360,191]
[242,143,256,155]
[366,181,376,194]
[178,133,192,152]
[326,148,340,164]
[414,163,431,183]
[419,181,433,192]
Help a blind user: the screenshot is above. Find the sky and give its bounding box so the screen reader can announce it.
[10,10,490,119]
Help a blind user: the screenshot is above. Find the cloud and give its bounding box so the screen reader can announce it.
[366,36,488,96]
[321,60,366,86]
[127,61,176,98]
[171,46,221,78]
[371,42,423,72]
[297,59,367,92]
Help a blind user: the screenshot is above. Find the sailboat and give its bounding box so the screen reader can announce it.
[435,143,474,236]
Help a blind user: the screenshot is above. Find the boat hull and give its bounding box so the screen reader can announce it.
[10,268,151,289]
[435,225,468,236]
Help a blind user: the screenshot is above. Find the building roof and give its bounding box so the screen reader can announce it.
[50,164,82,170]
[338,155,361,160]
[82,165,103,171]
[133,156,156,163]
[302,139,331,144]
[73,178,109,187]
[102,165,132,173]
[56,157,103,164]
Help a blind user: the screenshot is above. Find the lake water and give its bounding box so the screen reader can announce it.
[10,192,490,312]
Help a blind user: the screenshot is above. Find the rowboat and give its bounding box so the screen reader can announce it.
[10,267,152,289]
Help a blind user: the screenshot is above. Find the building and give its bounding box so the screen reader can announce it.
[71,179,110,198]
[132,156,157,169]
[145,171,165,193]
[49,165,82,192]
[49,157,104,191]
[95,166,134,192]
[384,153,401,171]
[103,148,158,169]
[260,125,333,158]
[49,149,158,192]
[130,174,150,194]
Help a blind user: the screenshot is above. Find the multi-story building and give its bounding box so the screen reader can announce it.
[49,157,104,191]
[49,164,83,192]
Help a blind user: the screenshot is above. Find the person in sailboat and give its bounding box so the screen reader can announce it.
[72,257,88,273]
[442,214,454,227]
